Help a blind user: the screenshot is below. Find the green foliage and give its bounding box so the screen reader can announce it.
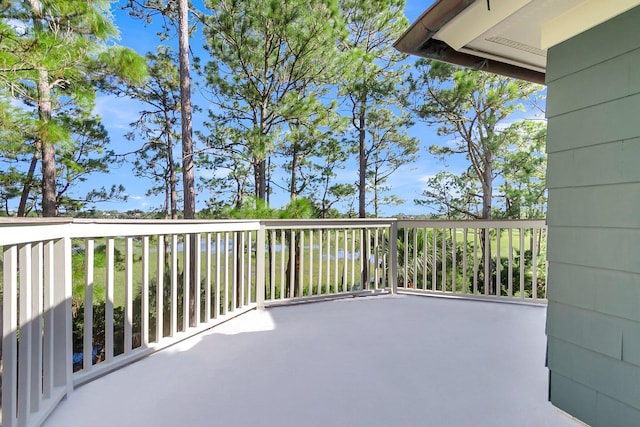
[409,60,546,219]
[338,0,412,217]
[0,0,147,216]
[112,46,182,218]
[201,0,344,202]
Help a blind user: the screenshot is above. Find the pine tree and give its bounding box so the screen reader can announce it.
[0,0,146,216]
[202,0,342,205]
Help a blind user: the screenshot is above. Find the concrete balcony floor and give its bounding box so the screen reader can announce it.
[44,295,581,427]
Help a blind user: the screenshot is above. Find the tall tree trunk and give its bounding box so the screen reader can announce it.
[37,67,56,217]
[178,0,194,219]
[358,114,366,219]
[290,143,299,199]
[165,113,177,220]
[30,1,56,217]
[17,148,40,217]
[164,182,170,219]
[255,159,266,201]
[285,234,301,298]
[481,156,494,295]
[266,156,271,204]
[178,0,196,326]
[357,106,369,288]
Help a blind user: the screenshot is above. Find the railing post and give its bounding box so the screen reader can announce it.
[256,224,266,310]
[3,245,18,427]
[53,234,74,396]
[389,220,398,295]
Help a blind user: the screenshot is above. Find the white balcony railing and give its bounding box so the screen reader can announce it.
[396,219,547,302]
[0,217,546,427]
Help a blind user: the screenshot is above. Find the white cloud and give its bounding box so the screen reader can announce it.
[94,95,143,131]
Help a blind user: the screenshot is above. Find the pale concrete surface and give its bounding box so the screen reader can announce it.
[44,295,581,427]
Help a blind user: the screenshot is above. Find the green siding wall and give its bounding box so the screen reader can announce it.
[546,6,640,426]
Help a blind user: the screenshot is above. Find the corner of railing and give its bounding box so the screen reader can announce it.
[256,223,266,310]
[389,219,398,295]
[54,230,74,396]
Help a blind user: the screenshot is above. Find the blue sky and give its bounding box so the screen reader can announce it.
[89,1,484,217]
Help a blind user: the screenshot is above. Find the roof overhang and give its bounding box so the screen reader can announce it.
[394,0,640,84]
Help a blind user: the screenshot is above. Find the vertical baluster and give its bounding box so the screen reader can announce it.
[309,230,314,296]
[125,237,133,354]
[432,228,437,291]
[508,228,513,297]
[43,242,54,399]
[18,243,32,422]
[84,239,95,370]
[238,232,245,308]
[3,245,18,427]
[215,233,221,318]
[412,228,418,289]
[452,228,457,293]
[278,230,286,299]
[256,227,266,310]
[351,229,356,289]
[318,229,323,295]
[105,238,115,360]
[334,230,339,292]
[206,233,212,321]
[484,228,490,295]
[299,230,305,297]
[53,236,72,393]
[373,227,381,290]
[183,234,191,328]
[389,222,398,295]
[422,227,428,291]
[473,229,478,294]
[171,234,178,336]
[462,228,468,294]
[232,232,238,311]
[195,233,202,321]
[519,228,525,298]
[142,236,149,346]
[31,242,43,411]
[290,230,296,298]
[496,227,501,297]
[366,228,372,289]
[342,228,354,291]
[156,236,164,340]
[280,230,285,299]
[441,229,446,292]
[269,230,276,300]
[247,230,253,304]
[403,228,408,288]
[532,228,538,300]
[326,229,331,293]
[224,232,229,314]
[380,228,387,289]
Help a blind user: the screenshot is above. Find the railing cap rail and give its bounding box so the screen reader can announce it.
[396,218,547,228]
[0,217,73,225]
[262,218,397,230]
[70,218,260,225]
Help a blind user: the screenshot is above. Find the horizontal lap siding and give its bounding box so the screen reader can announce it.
[546,6,640,425]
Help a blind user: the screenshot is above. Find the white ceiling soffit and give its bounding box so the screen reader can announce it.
[541,0,640,48]
[434,0,533,51]
[431,0,640,73]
